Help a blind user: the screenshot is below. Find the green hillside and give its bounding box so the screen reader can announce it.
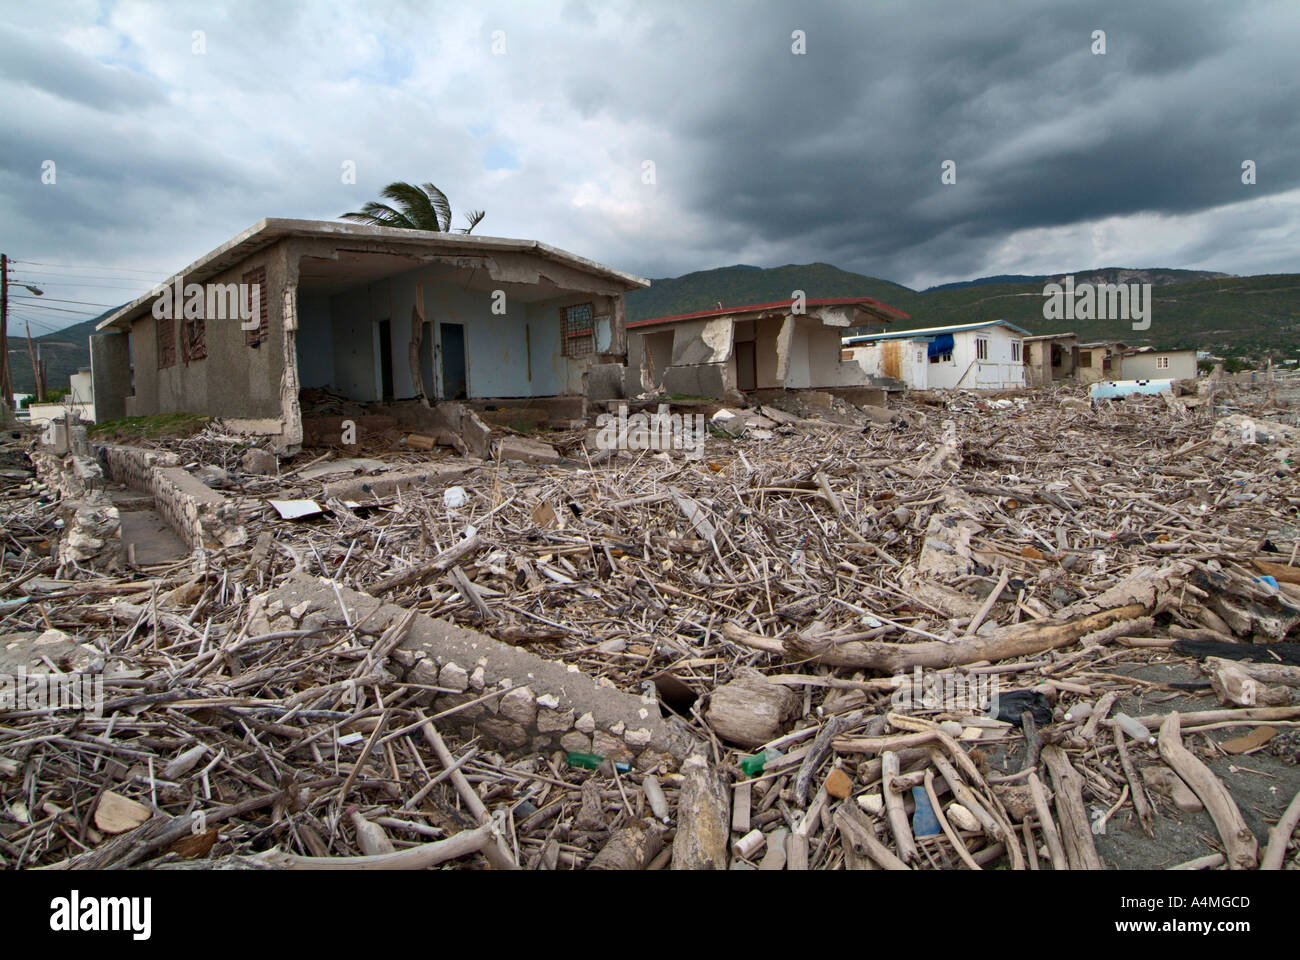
[626,266,1300,359]
[626,263,917,322]
[8,311,116,395]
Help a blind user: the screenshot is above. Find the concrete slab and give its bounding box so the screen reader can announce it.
[265,572,698,761]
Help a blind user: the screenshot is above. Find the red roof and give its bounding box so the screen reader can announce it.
[628,296,910,329]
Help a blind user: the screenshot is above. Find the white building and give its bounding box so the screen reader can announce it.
[842,320,1028,390]
[26,367,97,427]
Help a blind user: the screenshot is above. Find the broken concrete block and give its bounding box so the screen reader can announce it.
[241,448,278,475]
[497,436,562,465]
[537,699,575,734]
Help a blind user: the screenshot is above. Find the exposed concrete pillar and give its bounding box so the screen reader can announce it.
[774,313,795,385]
[278,283,304,454]
[89,332,130,423]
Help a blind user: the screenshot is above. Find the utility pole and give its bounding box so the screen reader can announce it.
[0,252,10,414]
[25,321,43,403]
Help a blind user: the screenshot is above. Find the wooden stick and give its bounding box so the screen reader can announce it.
[1041,746,1103,870]
[1260,786,1300,870]
[925,769,980,870]
[1027,772,1068,870]
[256,822,495,869]
[1156,712,1257,870]
[881,751,919,863]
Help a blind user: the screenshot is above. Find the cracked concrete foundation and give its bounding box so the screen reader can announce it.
[266,572,699,764]
[95,443,247,551]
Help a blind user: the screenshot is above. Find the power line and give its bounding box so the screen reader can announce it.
[12,268,163,285]
[9,275,152,290]
[11,295,119,307]
[12,259,175,275]
[8,314,65,335]
[8,301,103,316]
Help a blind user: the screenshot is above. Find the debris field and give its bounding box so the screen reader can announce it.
[3,374,1300,871]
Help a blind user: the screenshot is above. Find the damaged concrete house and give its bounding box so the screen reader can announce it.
[90,219,649,454]
[1022,332,1079,386]
[842,319,1029,391]
[625,296,910,402]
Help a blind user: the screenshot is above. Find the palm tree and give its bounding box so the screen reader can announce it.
[340,181,485,233]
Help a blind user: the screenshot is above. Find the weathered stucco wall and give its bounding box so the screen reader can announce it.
[1122,350,1197,381]
[125,245,288,421]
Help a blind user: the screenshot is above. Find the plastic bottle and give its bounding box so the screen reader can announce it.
[1064,702,1093,722]
[739,748,783,777]
[1112,712,1156,745]
[911,787,941,838]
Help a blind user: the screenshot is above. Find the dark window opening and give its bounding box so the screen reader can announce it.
[561,302,594,358]
[157,316,176,369]
[242,266,270,347]
[377,318,394,400]
[182,315,206,362]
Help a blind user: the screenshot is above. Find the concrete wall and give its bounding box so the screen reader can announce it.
[295,292,335,389]
[1121,350,1197,381]
[634,313,881,397]
[1076,346,1110,384]
[1025,338,1077,386]
[930,328,1022,389]
[844,339,931,390]
[89,332,130,422]
[124,245,287,421]
[27,402,94,426]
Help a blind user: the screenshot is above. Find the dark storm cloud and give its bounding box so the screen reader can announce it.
[631,0,1298,281]
[1,0,1297,322]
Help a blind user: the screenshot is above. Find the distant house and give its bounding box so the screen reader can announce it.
[26,367,96,427]
[1022,332,1078,385]
[626,296,909,399]
[1074,341,1127,384]
[1115,346,1198,381]
[92,219,648,451]
[842,320,1028,390]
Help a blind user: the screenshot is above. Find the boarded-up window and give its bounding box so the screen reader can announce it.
[157,315,176,369]
[561,303,594,358]
[1079,352,1092,368]
[242,266,270,347]
[182,314,206,362]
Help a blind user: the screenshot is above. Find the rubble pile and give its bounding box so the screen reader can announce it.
[2,375,1299,870]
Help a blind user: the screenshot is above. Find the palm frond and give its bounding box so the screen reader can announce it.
[376,182,442,231]
[418,182,453,232]
[339,180,478,234]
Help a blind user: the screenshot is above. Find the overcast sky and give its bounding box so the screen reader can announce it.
[2,0,1298,334]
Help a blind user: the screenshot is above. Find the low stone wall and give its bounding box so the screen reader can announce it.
[31,447,123,572]
[95,443,247,551]
[265,573,699,767]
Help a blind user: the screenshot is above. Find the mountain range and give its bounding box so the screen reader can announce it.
[10,263,1297,393]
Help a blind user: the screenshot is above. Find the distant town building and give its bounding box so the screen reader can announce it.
[842,320,1028,390]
